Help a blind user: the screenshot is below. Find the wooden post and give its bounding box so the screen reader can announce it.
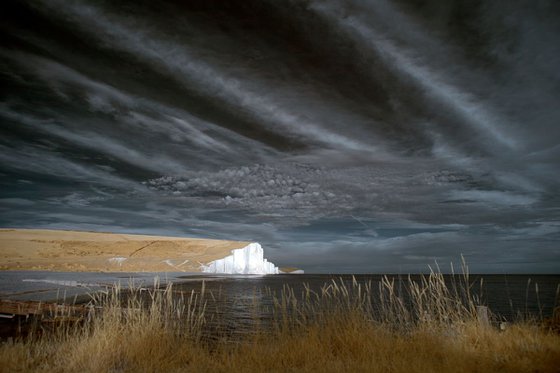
[476,306,489,327]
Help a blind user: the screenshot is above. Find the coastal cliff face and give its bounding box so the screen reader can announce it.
[200,243,279,274]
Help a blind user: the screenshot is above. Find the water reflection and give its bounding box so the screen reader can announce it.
[171,274,559,340]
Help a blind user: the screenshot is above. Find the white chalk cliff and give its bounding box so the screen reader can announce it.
[201,242,279,274]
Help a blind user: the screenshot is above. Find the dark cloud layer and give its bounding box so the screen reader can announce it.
[1,0,559,272]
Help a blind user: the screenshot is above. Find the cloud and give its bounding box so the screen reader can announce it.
[270,227,559,273]
[0,198,36,206]
[447,190,538,206]
[309,0,519,152]
[31,0,392,156]
[144,160,545,231]
[1,0,558,272]
[46,193,108,207]
[0,51,276,169]
[0,143,140,190]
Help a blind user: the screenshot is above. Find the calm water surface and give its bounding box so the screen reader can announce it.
[171,274,559,338]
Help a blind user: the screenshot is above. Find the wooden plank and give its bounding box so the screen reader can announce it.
[0,299,91,316]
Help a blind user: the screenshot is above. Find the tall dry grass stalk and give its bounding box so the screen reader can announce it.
[269,258,481,335]
[1,268,559,373]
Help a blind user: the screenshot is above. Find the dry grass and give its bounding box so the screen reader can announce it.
[0,228,248,272]
[1,267,559,373]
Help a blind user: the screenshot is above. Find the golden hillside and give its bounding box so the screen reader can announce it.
[0,229,248,272]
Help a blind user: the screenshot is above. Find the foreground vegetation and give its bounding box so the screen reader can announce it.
[1,267,559,372]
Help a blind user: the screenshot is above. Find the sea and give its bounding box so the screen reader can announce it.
[171,274,559,337]
[1,272,558,340]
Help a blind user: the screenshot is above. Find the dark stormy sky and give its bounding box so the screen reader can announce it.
[1,0,559,273]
